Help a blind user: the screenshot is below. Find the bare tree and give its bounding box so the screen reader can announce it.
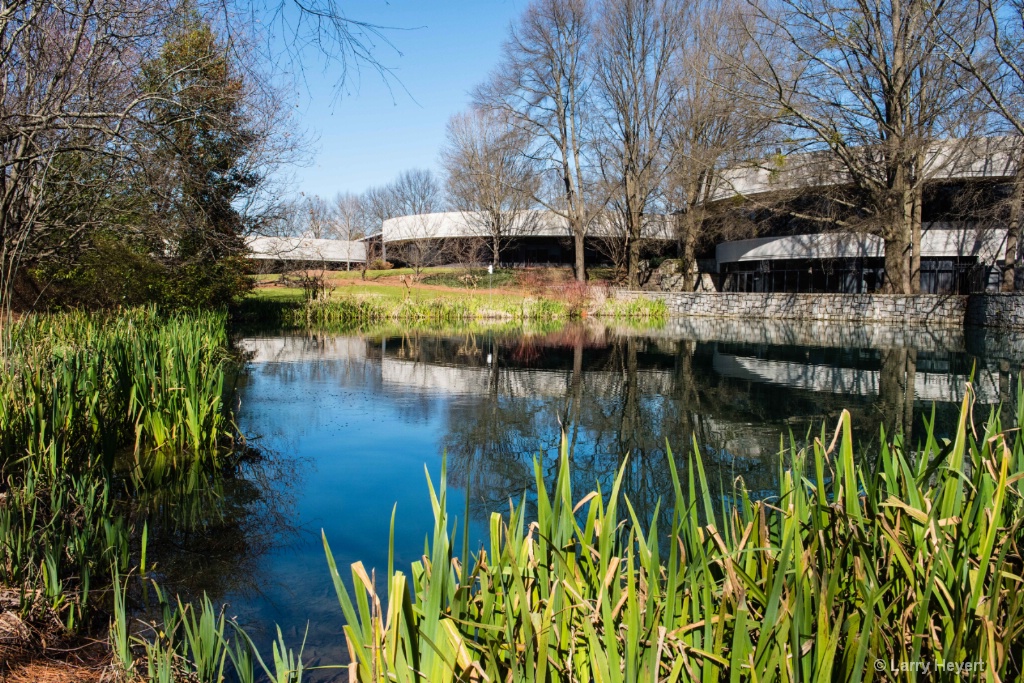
[360,168,445,265]
[941,0,1024,290]
[362,184,400,234]
[330,191,371,271]
[477,0,600,282]
[592,0,683,288]
[299,195,336,239]
[663,0,777,289]
[362,169,447,277]
[226,0,403,95]
[441,109,539,267]
[333,191,373,241]
[394,214,451,278]
[390,168,446,216]
[741,0,983,293]
[0,0,172,339]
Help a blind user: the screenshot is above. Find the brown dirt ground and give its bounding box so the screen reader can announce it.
[0,591,112,683]
[3,658,109,683]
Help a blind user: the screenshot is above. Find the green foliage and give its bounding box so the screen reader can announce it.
[34,238,253,313]
[155,256,254,310]
[141,9,256,250]
[178,594,230,683]
[240,290,666,329]
[421,268,519,289]
[329,389,1024,681]
[598,296,669,320]
[0,307,238,626]
[24,6,260,313]
[32,234,170,309]
[287,294,571,326]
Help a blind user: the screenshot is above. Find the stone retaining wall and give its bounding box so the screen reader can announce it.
[615,291,969,326]
[616,290,1024,329]
[965,293,1024,329]
[607,316,966,352]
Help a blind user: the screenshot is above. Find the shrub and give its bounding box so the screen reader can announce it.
[30,237,253,311]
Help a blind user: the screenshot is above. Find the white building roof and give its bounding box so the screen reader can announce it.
[708,137,1020,203]
[382,210,674,243]
[247,236,366,263]
[713,353,1001,404]
[716,224,1006,265]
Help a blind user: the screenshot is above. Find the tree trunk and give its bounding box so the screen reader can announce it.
[680,209,699,292]
[882,180,915,294]
[903,347,916,445]
[883,232,912,294]
[573,222,586,282]
[911,186,922,293]
[879,347,908,436]
[1002,167,1023,292]
[492,237,501,268]
[626,216,642,289]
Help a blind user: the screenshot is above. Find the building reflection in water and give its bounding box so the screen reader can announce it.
[229,319,1020,677]
[240,317,1017,530]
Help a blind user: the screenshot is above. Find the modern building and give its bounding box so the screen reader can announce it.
[380,210,674,267]
[703,138,1020,294]
[247,236,366,270]
[253,138,1018,290]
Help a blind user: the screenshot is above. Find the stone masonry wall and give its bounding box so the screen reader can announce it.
[614,291,968,326]
[965,293,1024,329]
[606,316,967,352]
[616,290,1024,329]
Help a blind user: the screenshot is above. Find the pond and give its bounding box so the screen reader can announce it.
[214,318,1022,680]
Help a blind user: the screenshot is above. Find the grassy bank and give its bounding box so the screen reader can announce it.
[330,390,1024,681]
[238,285,667,330]
[0,308,285,680]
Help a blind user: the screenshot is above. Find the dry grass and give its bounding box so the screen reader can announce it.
[4,659,108,683]
[0,589,108,683]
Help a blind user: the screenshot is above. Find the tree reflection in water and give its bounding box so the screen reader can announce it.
[354,320,1016,528]
[222,322,1018,678]
[137,441,303,610]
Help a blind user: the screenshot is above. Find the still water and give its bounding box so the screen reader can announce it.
[212,318,1021,680]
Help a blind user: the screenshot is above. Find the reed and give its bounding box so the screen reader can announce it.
[328,387,1024,681]
[272,293,666,329]
[0,307,239,625]
[0,307,234,471]
[289,295,570,327]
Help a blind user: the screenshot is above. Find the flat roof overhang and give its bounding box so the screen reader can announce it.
[716,226,1007,268]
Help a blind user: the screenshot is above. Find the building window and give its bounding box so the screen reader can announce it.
[722,257,982,294]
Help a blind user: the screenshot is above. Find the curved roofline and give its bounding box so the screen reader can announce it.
[707,136,1020,204]
[247,236,366,262]
[381,210,674,243]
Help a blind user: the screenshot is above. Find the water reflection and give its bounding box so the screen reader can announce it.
[230,319,1021,679]
[140,448,301,607]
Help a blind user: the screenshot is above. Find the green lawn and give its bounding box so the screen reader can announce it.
[420,268,519,289]
[332,266,461,280]
[246,287,305,302]
[246,283,533,306]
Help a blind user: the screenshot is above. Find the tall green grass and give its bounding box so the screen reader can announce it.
[291,295,570,326]
[329,387,1024,681]
[1,307,233,469]
[0,307,239,626]
[240,292,667,330]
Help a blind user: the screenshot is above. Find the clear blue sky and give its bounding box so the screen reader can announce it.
[286,1,526,199]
